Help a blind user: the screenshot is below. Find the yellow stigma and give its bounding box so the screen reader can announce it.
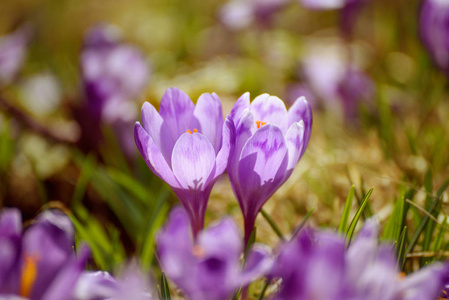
[186,128,199,134]
[396,272,406,281]
[20,254,39,297]
[256,121,267,129]
[192,245,206,258]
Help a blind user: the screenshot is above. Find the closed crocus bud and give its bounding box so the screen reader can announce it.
[134,88,234,237]
[157,207,273,300]
[0,26,31,86]
[80,24,149,124]
[227,93,312,245]
[420,0,449,77]
[219,0,289,30]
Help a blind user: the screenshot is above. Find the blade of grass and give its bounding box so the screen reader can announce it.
[397,226,407,269]
[261,209,285,241]
[338,186,355,234]
[292,208,314,238]
[346,187,373,246]
[160,273,171,300]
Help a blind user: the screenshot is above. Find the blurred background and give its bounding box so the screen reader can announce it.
[0,0,449,278]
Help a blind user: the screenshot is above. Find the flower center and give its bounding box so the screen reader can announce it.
[192,245,206,258]
[256,121,267,129]
[20,254,39,297]
[186,128,199,134]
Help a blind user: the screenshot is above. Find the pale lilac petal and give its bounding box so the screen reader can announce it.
[237,124,288,218]
[171,132,216,191]
[287,96,312,156]
[73,271,117,300]
[250,94,288,133]
[159,88,196,140]
[229,92,251,127]
[238,245,273,286]
[400,263,449,300]
[157,208,194,280]
[284,120,306,179]
[214,117,234,179]
[194,93,223,153]
[197,218,242,263]
[227,110,256,200]
[134,122,180,188]
[301,0,345,10]
[0,208,22,236]
[141,102,175,165]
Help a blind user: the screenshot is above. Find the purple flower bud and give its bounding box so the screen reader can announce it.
[227,93,312,244]
[271,219,449,300]
[0,26,31,86]
[420,0,449,77]
[135,88,234,236]
[80,24,149,124]
[156,207,273,300]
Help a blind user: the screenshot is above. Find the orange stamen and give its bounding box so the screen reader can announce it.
[192,245,206,258]
[20,254,39,297]
[186,128,199,134]
[256,121,267,129]
[396,272,406,281]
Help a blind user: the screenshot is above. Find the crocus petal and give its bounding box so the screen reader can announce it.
[171,132,216,192]
[287,96,312,156]
[214,117,234,180]
[237,124,288,218]
[41,245,90,300]
[73,271,117,300]
[300,0,346,10]
[140,102,175,166]
[157,208,194,280]
[229,92,251,128]
[134,122,180,189]
[23,210,75,300]
[159,87,196,140]
[238,244,273,286]
[227,110,256,202]
[284,120,305,180]
[197,218,242,263]
[0,208,22,236]
[194,93,223,153]
[250,94,288,134]
[400,263,449,300]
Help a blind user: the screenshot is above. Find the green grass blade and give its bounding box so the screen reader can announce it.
[160,272,171,300]
[338,186,355,234]
[346,187,373,246]
[261,209,285,241]
[292,208,314,238]
[397,226,407,269]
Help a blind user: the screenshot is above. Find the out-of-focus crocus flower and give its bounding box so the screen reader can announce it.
[0,26,31,86]
[80,24,149,124]
[301,49,374,123]
[135,88,233,236]
[271,219,449,300]
[228,93,312,244]
[157,207,273,300]
[219,0,290,30]
[0,208,89,300]
[420,0,449,77]
[74,264,154,300]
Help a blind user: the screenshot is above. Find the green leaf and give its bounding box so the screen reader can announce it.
[397,226,407,269]
[292,208,314,238]
[261,208,285,241]
[346,187,373,246]
[160,272,171,300]
[382,196,405,242]
[338,186,355,234]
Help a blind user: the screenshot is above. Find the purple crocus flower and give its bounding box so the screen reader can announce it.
[219,0,290,30]
[0,208,89,300]
[134,88,234,236]
[0,25,31,86]
[74,264,154,300]
[80,24,149,124]
[420,0,449,77]
[156,207,273,300]
[227,93,312,244]
[271,219,449,300]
